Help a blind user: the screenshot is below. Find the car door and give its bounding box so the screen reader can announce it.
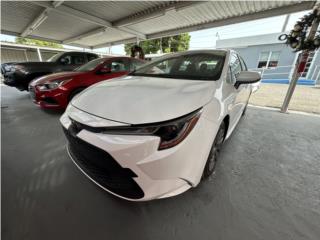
[58,53,86,71]
[225,53,247,127]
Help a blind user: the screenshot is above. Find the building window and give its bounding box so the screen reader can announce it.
[257,51,280,68]
[268,52,280,68]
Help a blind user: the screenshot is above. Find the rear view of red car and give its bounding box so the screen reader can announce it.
[29,57,145,109]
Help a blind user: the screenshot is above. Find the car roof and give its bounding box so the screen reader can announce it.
[62,51,98,55]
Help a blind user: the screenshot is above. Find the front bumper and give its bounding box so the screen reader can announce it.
[3,72,26,90]
[29,85,68,109]
[60,105,218,201]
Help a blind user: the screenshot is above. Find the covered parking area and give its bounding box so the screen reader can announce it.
[1,1,320,240]
[1,1,316,48]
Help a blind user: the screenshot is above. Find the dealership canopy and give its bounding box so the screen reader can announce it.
[1,1,317,49]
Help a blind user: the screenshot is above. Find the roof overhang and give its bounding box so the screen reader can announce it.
[1,1,317,49]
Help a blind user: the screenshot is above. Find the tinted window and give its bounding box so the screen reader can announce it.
[131,53,226,81]
[104,60,129,73]
[47,52,64,62]
[87,53,98,62]
[60,53,85,65]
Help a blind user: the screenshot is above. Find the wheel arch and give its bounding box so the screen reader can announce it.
[222,115,230,140]
[68,86,86,102]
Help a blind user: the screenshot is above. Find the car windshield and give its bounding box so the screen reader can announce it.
[46,52,64,62]
[130,52,226,80]
[75,58,106,72]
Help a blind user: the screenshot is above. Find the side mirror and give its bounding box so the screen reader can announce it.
[235,71,261,88]
[97,68,111,74]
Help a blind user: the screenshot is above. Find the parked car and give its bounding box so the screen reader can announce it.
[60,50,261,201]
[2,51,99,91]
[29,57,145,109]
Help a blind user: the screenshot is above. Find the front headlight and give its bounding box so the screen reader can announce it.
[98,108,202,150]
[4,65,13,72]
[37,78,72,91]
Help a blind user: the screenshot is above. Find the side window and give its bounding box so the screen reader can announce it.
[228,53,241,84]
[130,59,144,71]
[71,54,85,65]
[176,60,199,74]
[60,53,85,65]
[144,59,174,74]
[104,60,129,73]
[87,54,98,62]
[59,54,72,65]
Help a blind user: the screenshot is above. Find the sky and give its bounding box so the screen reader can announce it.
[0,10,308,55]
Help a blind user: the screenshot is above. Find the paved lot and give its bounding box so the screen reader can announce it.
[2,85,320,240]
[249,83,320,114]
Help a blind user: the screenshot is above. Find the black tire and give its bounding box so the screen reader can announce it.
[68,88,84,102]
[242,92,252,116]
[202,121,226,180]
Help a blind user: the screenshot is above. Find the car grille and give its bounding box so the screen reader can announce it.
[62,120,144,199]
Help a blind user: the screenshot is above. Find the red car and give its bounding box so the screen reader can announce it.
[29,57,145,109]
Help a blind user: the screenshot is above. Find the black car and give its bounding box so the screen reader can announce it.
[2,51,99,91]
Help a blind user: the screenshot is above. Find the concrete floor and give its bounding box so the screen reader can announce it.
[2,85,320,240]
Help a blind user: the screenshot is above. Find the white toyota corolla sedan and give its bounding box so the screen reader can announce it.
[60,50,260,201]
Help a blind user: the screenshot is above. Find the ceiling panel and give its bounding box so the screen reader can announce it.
[0,1,316,48]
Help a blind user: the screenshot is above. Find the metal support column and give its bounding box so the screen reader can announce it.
[281,6,320,113]
[24,50,29,61]
[281,14,290,32]
[37,48,43,62]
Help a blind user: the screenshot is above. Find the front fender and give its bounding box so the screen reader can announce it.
[201,98,225,125]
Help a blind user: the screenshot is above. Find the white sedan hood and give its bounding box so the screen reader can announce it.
[71,75,217,124]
